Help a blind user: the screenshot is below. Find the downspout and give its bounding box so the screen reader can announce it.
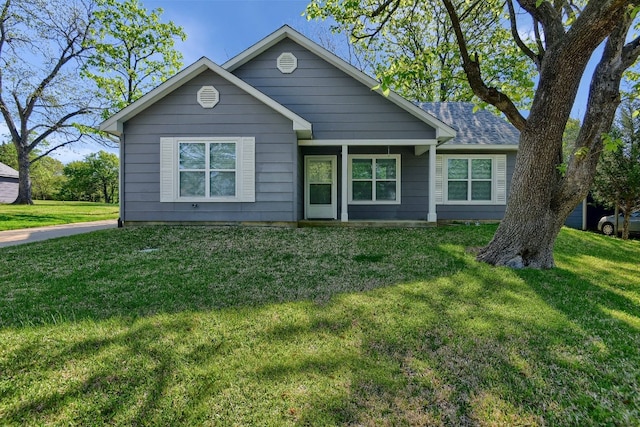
[118,133,125,227]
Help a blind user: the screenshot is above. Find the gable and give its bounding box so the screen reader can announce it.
[224,26,456,142]
[231,38,439,141]
[100,57,312,138]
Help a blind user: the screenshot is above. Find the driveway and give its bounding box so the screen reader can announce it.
[0,220,118,248]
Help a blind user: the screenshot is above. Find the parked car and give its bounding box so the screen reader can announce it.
[597,211,640,236]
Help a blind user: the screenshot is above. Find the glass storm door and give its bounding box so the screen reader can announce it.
[305,156,337,219]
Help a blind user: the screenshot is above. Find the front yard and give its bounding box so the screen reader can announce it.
[0,225,638,425]
[0,201,118,231]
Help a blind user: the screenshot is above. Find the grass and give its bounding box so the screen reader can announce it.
[0,201,119,231]
[0,225,638,425]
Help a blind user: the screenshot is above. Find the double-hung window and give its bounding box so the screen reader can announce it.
[160,136,255,203]
[447,158,492,201]
[179,141,237,198]
[348,155,401,204]
[436,154,507,205]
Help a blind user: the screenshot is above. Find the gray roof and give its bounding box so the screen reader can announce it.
[419,102,520,145]
[0,162,18,179]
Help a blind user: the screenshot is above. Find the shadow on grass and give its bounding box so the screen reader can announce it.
[1,226,639,425]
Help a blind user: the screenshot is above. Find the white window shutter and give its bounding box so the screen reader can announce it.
[240,137,255,202]
[435,155,444,204]
[495,155,507,204]
[160,138,175,202]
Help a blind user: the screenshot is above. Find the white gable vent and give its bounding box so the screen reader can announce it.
[197,86,219,108]
[277,52,298,74]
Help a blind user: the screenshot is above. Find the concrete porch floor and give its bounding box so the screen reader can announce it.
[297,220,436,228]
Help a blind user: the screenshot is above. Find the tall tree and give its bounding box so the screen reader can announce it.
[85,150,118,203]
[0,0,97,204]
[60,160,100,202]
[319,1,536,104]
[308,0,640,268]
[0,0,184,205]
[591,99,640,239]
[59,151,118,203]
[84,0,186,119]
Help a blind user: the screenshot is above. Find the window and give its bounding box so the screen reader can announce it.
[179,141,237,198]
[436,154,507,205]
[348,155,400,204]
[160,137,255,203]
[447,158,492,201]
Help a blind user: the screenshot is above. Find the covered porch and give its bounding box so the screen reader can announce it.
[298,139,440,224]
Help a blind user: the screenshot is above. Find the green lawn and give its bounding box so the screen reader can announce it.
[0,201,119,231]
[0,225,638,425]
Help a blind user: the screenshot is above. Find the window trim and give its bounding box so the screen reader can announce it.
[160,136,255,203]
[347,154,401,205]
[438,154,506,205]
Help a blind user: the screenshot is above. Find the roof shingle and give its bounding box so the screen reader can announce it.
[0,162,18,179]
[419,102,520,146]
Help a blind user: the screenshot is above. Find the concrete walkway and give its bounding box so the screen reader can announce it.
[0,219,118,248]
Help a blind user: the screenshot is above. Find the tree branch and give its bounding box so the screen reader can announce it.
[533,18,545,53]
[442,0,527,131]
[516,0,565,47]
[31,133,84,163]
[507,0,542,69]
[27,108,91,152]
[352,0,407,40]
[555,7,639,208]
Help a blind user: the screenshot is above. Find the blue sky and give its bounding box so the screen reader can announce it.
[145,0,314,64]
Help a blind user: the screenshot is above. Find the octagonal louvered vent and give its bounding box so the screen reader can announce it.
[197,86,219,108]
[277,52,297,74]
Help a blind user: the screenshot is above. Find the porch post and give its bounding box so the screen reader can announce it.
[341,144,348,222]
[427,144,437,222]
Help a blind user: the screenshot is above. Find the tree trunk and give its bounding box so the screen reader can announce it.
[622,201,633,240]
[476,126,581,269]
[476,40,590,268]
[13,145,33,205]
[103,181,110,204]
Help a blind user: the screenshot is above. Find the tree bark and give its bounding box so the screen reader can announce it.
[476,127,578,268]
[13,144,33,205]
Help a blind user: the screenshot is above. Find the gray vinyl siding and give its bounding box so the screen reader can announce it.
[0,177,18,203]
[436,151,516,221]
[232,39,437,140]
[122,69,298,223]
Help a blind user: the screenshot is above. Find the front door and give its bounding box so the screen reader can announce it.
[305,155,337,219]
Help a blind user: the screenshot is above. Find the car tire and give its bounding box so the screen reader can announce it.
[601,222,615,236]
